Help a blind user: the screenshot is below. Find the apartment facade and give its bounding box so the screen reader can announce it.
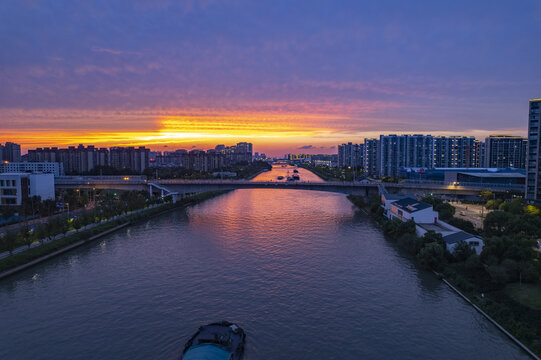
[485,135,527,168]
[526,99,541,201]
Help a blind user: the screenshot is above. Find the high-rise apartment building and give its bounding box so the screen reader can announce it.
[433,136,479,168]
[363,139,379,177]
[377,135,434,177]
[406,134,434,168]
[28,145,109,173]
[215,142,253,164]
[0,142,22,162]
[485,135,527,168]
[109,146,150,173]
[526,99,541,201]
[338,142,363,168]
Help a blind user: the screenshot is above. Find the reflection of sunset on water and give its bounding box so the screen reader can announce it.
[252,165,324,183]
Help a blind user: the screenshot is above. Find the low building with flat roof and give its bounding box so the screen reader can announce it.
[0,173,55,206]
[388,197,439,224]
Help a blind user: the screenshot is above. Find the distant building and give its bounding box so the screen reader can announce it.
[0,162,64,176]
[433,136,479,168]
[0,142,22,162]
[377,134,433,178]
[338,142,363,168]
[0,173,55,206]
[378,135,406,178]
[28,145,109,173]
[363,139,379,177]
[216,142,252,164]
[485,135,527,168]
[399,167,525,186]
[526,98,541,201]
[109,146,150,173]
[288,153,311,162]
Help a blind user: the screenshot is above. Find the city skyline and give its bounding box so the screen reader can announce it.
[1,1,540,156]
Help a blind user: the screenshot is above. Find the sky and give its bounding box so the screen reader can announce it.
[1,0,540,156]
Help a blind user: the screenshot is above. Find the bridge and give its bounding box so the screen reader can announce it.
[54,176,525,199]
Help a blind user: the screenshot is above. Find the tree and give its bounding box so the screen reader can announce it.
[421,230,445,249]
[435,202,455,220]
[72,217,83,232]
[453,240,475,262]
[486,265,509,286]
[524,205,540,216]
[417,242,446,270]
[486,198,503,210]
[21,227,37,248]
[2,231,18,254]
[447,217,477,234]
[483,211,512,236]
[397,233,419,255]
[480,190,494,202]
[499,198,524,215]
[506,214,541,238]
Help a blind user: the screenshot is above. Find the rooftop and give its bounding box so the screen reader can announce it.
[443,231,481,245]
[457,172,526,178]
[418,222,453,232]
[392,197,432,213]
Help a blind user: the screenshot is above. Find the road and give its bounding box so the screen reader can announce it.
[449,201,491,229]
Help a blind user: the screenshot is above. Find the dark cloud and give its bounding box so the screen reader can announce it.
[298,145,314,149]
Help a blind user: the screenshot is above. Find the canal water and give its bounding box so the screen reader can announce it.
[0,166,530,359]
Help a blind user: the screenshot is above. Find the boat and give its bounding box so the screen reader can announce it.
[293,169,299,173]
[277,176,284,180]
[181,321,246,360]
[292,174,300,180]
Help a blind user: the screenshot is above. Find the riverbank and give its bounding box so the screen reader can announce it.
[347,194,541,359]
[0,191,228,278]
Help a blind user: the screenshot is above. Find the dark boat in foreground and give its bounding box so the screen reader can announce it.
[181,321,246,360]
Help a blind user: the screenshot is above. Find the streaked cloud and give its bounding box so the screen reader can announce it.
[0,0,539,155]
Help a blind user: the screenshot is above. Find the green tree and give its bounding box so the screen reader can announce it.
[524,204,540,216]
[21,227,37,248]
[484,211,512,236]
[397,233,419,255]
[417,242,446,270]
[3,231,18,253]
[421,230,445,249]
[480,190,494,202]
[486,265,509,286]
[453,240,475,262]
[447,217,477,234]
[72,217,83,232]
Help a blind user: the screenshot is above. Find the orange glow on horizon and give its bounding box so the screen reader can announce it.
[1,107,527,155]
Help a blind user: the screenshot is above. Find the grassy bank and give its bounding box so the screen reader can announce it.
[347,194,541,357]
[0,191,228,274]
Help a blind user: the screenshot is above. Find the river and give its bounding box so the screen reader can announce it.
[0,165,530,359]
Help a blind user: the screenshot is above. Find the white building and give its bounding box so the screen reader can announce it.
[380,191,408,218]
[0,162,64,176]
[388,197,439,224]
[0,173,55,206]
[416,221,484,255]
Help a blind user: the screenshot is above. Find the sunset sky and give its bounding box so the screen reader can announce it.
[1,0,540,156]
